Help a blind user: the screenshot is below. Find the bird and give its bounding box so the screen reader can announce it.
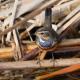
[35,8,58,49]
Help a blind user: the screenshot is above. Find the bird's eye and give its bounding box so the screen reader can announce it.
[40,32,44,35]
[38,32,44,35]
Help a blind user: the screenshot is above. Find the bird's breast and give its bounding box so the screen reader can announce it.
[37,37,56,49]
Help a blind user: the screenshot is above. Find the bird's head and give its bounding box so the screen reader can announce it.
[35,30,50,40]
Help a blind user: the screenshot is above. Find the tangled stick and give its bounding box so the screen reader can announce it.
[36,64,80,80]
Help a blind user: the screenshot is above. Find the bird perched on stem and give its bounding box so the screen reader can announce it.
[35,8,58,49]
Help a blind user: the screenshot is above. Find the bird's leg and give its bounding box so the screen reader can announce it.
[36,52,42,68]
[50,52,55,66]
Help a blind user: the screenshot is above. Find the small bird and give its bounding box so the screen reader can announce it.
[35,27,58,49]
[35,8,58,49]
